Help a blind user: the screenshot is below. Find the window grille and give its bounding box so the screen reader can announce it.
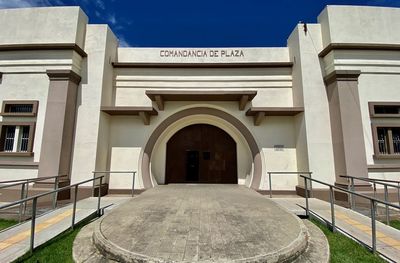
[19,126,30,152]
[8,104,33,113]
[393,128,400,154]
[4,126,15,152]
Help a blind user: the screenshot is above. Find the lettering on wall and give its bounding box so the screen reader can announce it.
[159,49,245,58]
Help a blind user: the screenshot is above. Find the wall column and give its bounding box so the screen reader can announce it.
[38,70,81,181]
[325,70,369,188]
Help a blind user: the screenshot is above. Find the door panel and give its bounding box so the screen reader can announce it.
[165,124,237,184]
[186,150,199,181]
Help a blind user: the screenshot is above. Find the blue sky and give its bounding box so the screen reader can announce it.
[0,0,400,47]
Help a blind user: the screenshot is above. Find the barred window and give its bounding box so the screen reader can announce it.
[1,101,38,117]
[0,123,35,156]
[370,102,400,158]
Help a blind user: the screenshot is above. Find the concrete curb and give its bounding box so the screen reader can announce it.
[92,209,309,263]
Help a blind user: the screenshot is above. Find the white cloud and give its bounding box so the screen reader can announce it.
[117,34,131,47]
[107,13,117,25]
[0,0,64,9]
[95,0,105,10]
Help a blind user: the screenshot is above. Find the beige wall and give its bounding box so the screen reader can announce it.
[288,24,336,187]
[117,47,290,64]
[107,100,299,190]
[0,7,87,48]
[318,5,400,48]
[70,25,118,185]
[358,74,400,167]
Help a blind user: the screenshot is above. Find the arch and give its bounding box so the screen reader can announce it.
[141,107,262,189]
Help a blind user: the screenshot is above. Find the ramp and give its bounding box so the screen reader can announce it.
[0,196,129,263]
[271,197,400,262]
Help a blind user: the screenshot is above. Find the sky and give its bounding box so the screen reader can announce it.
[0,0,400,47]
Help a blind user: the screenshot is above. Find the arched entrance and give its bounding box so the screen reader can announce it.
[142,107,263,189]
[165,124,237,184]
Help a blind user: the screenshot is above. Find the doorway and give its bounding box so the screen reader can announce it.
[165,124,237,184]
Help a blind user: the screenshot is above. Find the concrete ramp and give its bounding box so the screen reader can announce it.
[0,196,129,263]
[74,185,329,262]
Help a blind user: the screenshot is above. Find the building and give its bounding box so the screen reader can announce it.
[0,5,399,199]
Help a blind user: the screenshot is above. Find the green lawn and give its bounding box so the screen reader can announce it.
[389,220,400,230]
[0,218,18,231]
[311,219,384,263]
[15,226,82,263]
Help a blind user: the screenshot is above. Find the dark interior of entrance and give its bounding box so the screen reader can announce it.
[165,124,237,184]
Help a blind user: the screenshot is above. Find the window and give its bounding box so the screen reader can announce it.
[0,123,35,156]
[375,126,400,155]
[0,101,38,117]
[370,102,400,158]
[369,102,400,118]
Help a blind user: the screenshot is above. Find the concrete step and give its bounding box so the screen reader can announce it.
[73,185,331,263]
[73,214,330,263]
[294,220,330,263]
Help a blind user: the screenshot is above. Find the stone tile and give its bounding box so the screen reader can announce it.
[92,185,310,262]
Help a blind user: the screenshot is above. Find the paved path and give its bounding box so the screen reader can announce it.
[90,185,310,262]
[271,197,400,262]
[0,196,129,263]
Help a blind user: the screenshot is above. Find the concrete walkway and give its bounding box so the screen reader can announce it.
[271,197,400,262]
[74,185,331,262]
[0,196,129,263]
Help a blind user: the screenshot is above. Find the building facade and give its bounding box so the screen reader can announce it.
[0,5,399,197]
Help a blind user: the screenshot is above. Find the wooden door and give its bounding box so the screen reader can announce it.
[165,124,237,184]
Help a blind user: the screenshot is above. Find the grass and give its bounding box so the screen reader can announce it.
[311,218,385,263]
[0,218,18,231]
[15,225,83,263]
[389,219,400,230]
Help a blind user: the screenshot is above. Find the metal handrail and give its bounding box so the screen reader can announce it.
[300,175,400,253]
[92,171,136,197]
[0,175,104,253]
[0,175,67,189]
[266,171,312,198]
[0,175,67,222]
[340,175,400,225]
[363,177,400,184]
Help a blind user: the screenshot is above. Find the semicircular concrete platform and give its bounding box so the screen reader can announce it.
[74,185,329,263]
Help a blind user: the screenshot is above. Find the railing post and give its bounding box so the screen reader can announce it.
[19,183,26,222]
[23,181,29,219]
[370,199,377,253]
[71,184,78,230]
[268,172,272,198]
[92,172,96,197]
[52,176,59,210]
[309,173,313,198]
[304,176,309,217]
[384,185,389,225]
[397,182,400,207]
[329,186,336,232]
[30,197,38,253]
[351,177,355,210]
[373,182,376,199]
[97,176,103,216]
[131,172,136,197]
